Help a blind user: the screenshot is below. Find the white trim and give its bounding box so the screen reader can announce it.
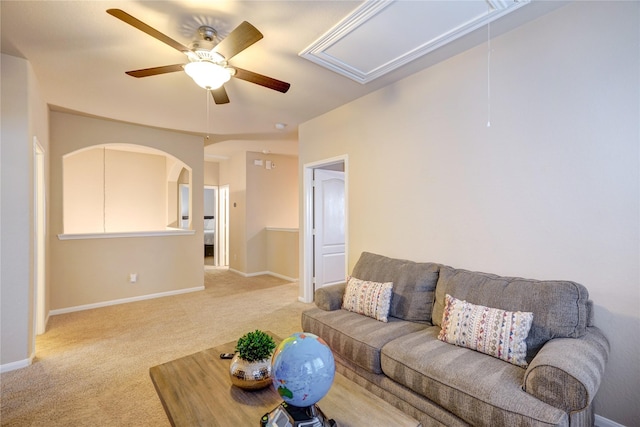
[205,153,230,160]
[229,268,254,277]
[33,136,47,341]
[0,354,34,373]
[302,166,315,303]
[299,0,529,84]
[57,229,195,240]
[228,268,298,283]
[48,286,204,315]
[301,155,349,304]
[268,272,298,282]
[204,185,219,266]
[595,415,625,427]
[266,228,299,233]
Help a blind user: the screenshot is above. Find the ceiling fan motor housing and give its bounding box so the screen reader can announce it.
[190,26,225,62]
[199,25,219,42]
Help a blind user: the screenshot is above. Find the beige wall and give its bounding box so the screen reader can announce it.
[166,166,185,229]
[217,151,299,275]
[1,54,49,368]
[219,152,247,271]
[298,2,639,424]
[246,152,299,274]
[106,149,167,232]
[50,111,204,310]
[63,147,172,233]
[266,229,299,280]
[204,161,219,186]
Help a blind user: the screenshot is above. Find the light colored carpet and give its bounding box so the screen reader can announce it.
[1,269,312,426]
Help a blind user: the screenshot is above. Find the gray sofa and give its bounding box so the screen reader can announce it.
[301,252,609,427]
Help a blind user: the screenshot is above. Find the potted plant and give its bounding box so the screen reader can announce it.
[229,330,277,390]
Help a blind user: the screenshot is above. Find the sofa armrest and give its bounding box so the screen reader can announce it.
[314,283,346,311]
[523,326,609,413]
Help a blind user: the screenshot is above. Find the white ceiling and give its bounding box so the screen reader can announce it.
[0,0,564,159]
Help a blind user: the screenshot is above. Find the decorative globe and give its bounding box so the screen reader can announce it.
[271,332,335,407]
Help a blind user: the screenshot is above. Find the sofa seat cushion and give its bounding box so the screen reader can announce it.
[301,307,428,374]
[382,328,568,427]
[433,265,592,358]
[351,252,440,323]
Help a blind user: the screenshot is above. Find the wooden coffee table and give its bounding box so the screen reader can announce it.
[149,333,421,427]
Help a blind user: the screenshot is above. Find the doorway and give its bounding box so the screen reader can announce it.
[179,184,190,229]
[204,186,218,267]
[302,156,348,303]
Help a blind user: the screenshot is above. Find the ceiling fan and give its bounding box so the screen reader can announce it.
[106,9,291,105]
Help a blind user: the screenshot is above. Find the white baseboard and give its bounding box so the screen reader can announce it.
[268,272,298,282]
[228,268,298,282]
[1,353,34,373]
[595,414,626,427]
[49,286,205,316]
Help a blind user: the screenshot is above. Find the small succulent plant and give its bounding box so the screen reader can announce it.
[235,330,277,363]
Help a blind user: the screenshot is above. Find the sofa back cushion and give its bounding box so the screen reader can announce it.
[432,265,592,358]
[351,252,440,323]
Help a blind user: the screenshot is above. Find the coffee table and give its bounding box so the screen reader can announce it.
[149,333,421,426]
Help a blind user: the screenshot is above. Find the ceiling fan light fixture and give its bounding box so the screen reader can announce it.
[184,61,231,90]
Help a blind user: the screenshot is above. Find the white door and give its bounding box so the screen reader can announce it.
[313,169,346,288]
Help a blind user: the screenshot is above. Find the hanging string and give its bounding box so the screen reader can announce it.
[206,90,211,141]
[486,17,492,128]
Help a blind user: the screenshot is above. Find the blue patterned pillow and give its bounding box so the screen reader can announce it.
[438,294,534,367]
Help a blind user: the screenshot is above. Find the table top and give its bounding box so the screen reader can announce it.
[149,333,421,427]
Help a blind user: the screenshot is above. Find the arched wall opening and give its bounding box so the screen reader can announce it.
[62,143,192,234]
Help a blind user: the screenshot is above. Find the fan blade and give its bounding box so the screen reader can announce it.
[107,9,191,55]
[211,87,230,105]
[125,64,185,78]
[213,21,263,60]
[233,67,291,93]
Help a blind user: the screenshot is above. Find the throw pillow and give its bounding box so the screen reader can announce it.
[342,276,393,322]
[438,294,534,367]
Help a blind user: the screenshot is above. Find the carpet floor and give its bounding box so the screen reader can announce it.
[1,269,311,426]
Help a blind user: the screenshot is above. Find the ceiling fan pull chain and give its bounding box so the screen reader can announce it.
[206,89,211,140]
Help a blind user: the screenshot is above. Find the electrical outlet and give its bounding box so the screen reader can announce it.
[129,273,137,283]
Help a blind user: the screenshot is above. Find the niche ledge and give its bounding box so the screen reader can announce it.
[58,228,195,240]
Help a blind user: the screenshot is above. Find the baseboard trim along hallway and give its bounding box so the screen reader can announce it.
[48,286,205,316]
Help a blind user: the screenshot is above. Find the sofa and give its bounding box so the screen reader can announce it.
[301,252,609,427]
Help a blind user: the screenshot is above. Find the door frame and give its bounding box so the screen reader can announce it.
[204,185,218,267]
[301,155,348,303]
[33,137,47,337]
[218,185,230,267]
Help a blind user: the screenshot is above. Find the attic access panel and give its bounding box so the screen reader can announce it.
[300,0,530,84]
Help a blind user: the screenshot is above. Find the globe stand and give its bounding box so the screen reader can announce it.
[260,402,337,427]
